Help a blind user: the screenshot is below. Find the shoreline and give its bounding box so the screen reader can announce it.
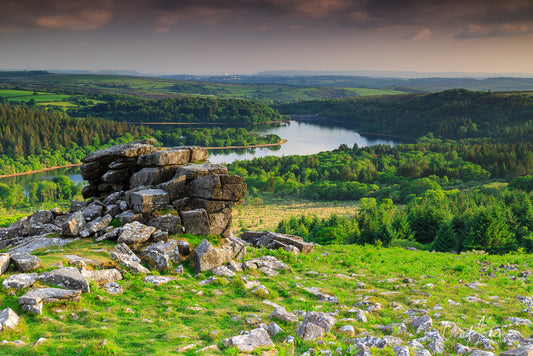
[0,163,82,179]
[126,120,290,126]
[205,139,288,150]
[0,140,288,179]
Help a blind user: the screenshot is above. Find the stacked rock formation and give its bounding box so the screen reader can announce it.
[79,140,246,237]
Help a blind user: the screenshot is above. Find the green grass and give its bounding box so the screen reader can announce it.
[1,235,532,355]
[0,74,410,105]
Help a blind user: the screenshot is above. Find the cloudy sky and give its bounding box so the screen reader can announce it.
[1,0,533,75]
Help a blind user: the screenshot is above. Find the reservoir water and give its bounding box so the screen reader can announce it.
[0,121,405,185]
[208,121,403,164]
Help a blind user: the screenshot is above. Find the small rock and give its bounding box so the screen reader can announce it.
[11,253,42,272]
[0,308,19,331]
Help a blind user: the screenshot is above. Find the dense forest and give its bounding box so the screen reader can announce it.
[70,96,285,124]
[228,139,533,202]
[152,127,282,147]
[0,105,151,174]
[277,180,533,254]
[277,89,533,141]
[0,175,82,210]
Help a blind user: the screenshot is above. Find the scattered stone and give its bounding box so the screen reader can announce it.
[503,330,525,348]
[465,281,488,290]
[222,328,275,353]
[304,287,339,303]
[0,254,9,275]
[62,255,104,268]
[34,337,47,346]
[81,269,123,285]
[11,253,42,272]
[193,239,233,272]
[392,345,410,356]
[270,307,299,324]
[297,311,337,341]
[267,322,284,337]
[338,325,355,337]
[241,231,314,254]
[410,315,433,333]
[212,265,236,277]
[2,273,38,290]
[195,344,219,353]
[376,323,406,334]
[104,282,123,295]
[500,345,533,356]
[508,317,531,326]
[458,330,496,350]
[143,275,176,286]
[453,343,472,355]
[0,308,19,331]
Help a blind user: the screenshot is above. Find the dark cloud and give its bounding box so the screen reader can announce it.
[1,0,532,39]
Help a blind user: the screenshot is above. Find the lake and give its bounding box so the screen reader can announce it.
[208,120,404,163]
[0,121,405,185]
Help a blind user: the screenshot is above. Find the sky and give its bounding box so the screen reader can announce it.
[1,0,533,75]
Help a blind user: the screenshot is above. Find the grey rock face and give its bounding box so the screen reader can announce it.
[0,253,10,275]
[222,328,275,353]
[180,209,210,235]
[148,214,182,234]
[11,253,42,272]
[130,166,179,189]
[19,287,82,315]
[127,189,170,214]
[29,210,53,226]
[62,211,85,237]
[80,203,104,221]
[138,147,192,166]
[0,308,20,331]
[3,273,38,290]
[117,221,156,245]
[38,267,90,293]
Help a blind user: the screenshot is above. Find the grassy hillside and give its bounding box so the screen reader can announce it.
[1,237,532,355]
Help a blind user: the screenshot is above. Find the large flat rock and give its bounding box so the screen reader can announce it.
[3,273,38,290]
[38,267,90,293]
[19,287,82,315]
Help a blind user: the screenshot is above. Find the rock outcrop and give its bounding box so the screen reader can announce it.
[79,141,245,238]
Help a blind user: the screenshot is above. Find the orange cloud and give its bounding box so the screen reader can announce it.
[36,9,112,30]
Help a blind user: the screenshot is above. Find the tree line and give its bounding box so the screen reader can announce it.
[69,96,285,124]
[277,180,533,254]
[276,89,533,141]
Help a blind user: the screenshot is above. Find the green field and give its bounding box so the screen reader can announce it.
[0,73,409,105]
